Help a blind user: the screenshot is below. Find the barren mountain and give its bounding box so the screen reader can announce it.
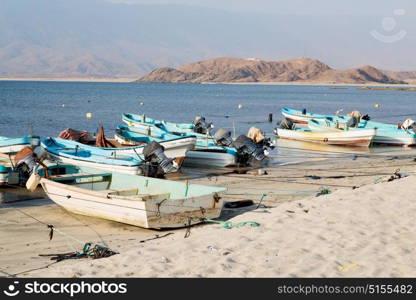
[137,57,405,84]
[382,70,416,81]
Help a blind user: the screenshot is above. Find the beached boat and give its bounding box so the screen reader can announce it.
[274,126,376,147]
[113,125,196,162]
[41,137,147,175]
[308,117,416,146]
[281,107,328,124]
[122,113,214,142]
[116,125,239,168]
[40,165,226,228]
[0,135,40,154]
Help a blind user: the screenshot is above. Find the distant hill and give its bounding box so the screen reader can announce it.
[136,57,406,84]
[382,70,416,82]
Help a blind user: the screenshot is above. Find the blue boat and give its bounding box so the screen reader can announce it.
[115,125,238,168]
[282,108,416,146]
[0,135,40,154]
[122,113,215,142]
[41,137,147,175]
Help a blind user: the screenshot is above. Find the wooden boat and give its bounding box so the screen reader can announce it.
[308,116,416,146]
[122,113,214,142]
[116,125,238,168]
[0,135,40,154]
[281,107,328,124]
[41,137,145,175]
[40,165,226,228]
[274,126,376,147]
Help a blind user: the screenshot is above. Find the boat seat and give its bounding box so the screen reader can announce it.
[107,188,139,196]
[51,172,112,182]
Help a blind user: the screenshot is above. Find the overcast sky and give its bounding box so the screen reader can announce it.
[108,0,416,15]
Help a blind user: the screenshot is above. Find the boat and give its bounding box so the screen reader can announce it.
[40,165,226,229]
[113,125,196,166]
[116,125,238,168]
[308,116,416,146]
[0,135,40,154]
[281,107,328,124]
[274,126,376,147]
[41,137,148,175]
[0,165,9,185]
[122,113,214,142]
[122,114,273,167]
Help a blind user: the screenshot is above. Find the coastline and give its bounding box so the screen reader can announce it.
[1,77,416,87]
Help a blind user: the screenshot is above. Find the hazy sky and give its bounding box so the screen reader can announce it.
[1,0,415,75]
[108,0,416,15]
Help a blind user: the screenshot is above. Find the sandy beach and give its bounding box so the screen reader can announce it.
[1,146,416,278]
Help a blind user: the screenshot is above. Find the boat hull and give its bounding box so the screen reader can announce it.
[275,128,375,147]
[308,117,416,146]
[183,150,237,168]
[114,134,196,161]
[47,153,142,175]
[41,178,225,229]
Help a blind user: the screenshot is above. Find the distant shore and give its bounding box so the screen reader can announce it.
[0,77,137,83]
[1,77,416,87]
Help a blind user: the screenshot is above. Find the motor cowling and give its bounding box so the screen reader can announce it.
[233,135,267,162]
[13,146,48,186]
[140,141,178,177]
[193,116,213,134]
[213,128,234,147]
[346,116,360,128]
[279,119,295,130]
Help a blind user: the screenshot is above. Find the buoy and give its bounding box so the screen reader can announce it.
[238,104,243,109]
[62,104,65,107]
[140,102,144,106]
[375,104,381,108]
[86,112,93,119]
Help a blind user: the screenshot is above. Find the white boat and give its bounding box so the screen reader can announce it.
[0,135,40,154]
[40,166,226,229]
[183,149,238,168]
[275,127,376,147]
[41,137,145,175]
[113,131,196,166]
[116,125,239,168]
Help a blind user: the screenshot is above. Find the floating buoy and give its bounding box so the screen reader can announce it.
[140,102,144,106]
[238,104,243,109]
[62,104,65,107]
[86,112,93,119]
[375,103,381,108]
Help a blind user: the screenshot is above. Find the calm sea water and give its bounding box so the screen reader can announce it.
[1,81,416,138]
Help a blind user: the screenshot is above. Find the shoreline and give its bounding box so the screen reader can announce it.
[1,77,416,87]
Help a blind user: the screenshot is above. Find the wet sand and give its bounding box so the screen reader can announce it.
[1,145,416,277]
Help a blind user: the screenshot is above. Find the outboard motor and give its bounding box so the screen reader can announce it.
[233,135,267,163]
[362,114,371,121]
[14,146,48,186]
[214,127,272,166]
[213,128,234,147]
[279,119,295,130]
[193,116,213,134]
[346,116,360,128]
[140,141,178,178]
[401,119,416,132]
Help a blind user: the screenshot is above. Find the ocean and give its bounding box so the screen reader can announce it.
[1,81,416,139]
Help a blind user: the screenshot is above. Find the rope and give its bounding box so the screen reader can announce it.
[204,218,260,229]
